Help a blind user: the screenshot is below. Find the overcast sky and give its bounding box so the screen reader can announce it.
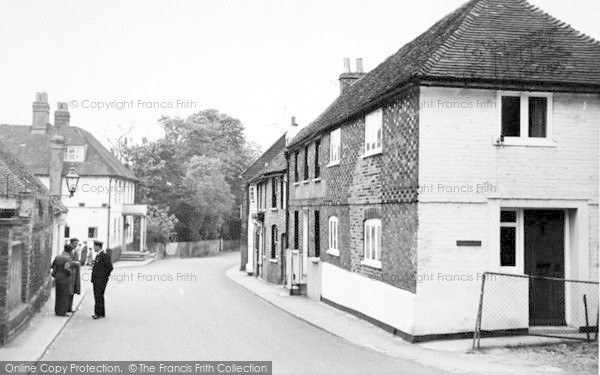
[1,0,598,151]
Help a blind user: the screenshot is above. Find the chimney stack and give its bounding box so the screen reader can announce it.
[54,102,70,127]
[339,58,366,94]
[32,92,50,132]
[49,135,65,197]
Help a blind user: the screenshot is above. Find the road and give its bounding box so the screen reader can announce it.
[42,252,451,375]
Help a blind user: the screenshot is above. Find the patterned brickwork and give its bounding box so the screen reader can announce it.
[287,88,420,293]
[257,174,287,284]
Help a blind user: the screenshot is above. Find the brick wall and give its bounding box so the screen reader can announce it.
[288,87,420,293]
[257,174,287,284]
[0,193,54,345]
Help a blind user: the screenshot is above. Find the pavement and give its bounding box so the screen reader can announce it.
[0,285,86,361]
[226,266,572,375]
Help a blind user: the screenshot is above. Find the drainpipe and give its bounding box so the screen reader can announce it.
[106,177,113,251]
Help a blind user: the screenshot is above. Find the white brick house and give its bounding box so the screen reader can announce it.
[288,0,599,341]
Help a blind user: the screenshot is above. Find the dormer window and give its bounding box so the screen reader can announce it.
[64,146,85,162]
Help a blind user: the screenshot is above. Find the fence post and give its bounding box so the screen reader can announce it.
[472,272,486,350]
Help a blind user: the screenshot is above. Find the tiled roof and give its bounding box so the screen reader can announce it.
[0,124,137,180]
[252,152,286,182]
[0,140,48,196]
[290,0,600,147]
[241,134,286,181]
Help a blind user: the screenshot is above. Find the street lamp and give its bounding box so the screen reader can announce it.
[65,167,80,197]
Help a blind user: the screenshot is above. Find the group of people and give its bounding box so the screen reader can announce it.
[50,238,114,319]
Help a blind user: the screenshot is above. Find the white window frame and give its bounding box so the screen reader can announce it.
[499,209,524,274]
[364,108,383,157]
[326,216,339,257]
[496,91,555,147]
[64,146,85,162]
[361,218,382,269]
[328,128,341,166]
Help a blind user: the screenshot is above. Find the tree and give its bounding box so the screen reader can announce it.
[111,109,261,242]
[146,205,178,244]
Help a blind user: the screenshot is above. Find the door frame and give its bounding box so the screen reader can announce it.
[488,199,591,327]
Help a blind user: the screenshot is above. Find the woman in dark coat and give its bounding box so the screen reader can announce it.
[51,245,73,316]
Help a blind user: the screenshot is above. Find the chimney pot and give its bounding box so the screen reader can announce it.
[54,101,70,127]
[356,58,363,73]
[32,92,50,132]
[343,58,351,73]
[339,58,366,94]
[291,116,297,127]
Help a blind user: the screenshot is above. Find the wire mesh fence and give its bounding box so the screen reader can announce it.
[473,272,599,349]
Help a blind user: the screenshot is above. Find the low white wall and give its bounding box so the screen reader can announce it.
[321,262,415,335]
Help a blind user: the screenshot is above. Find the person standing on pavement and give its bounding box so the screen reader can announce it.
[51,245,73,316]
[64,244,81,313]
[91,240,113,319]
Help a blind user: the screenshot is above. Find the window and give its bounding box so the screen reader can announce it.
[88,227,98,238]
[329,128,341,165]
[327,216,339,256]
[271,225,278,259]
[314,211,320,257]
[293,211,299,249]
[280,178,285,208]
[294,150,299,182]
[303,145,309,181]
[64,226,70,238]
[364,108,383,155]
[64,146,85,162]
[499,92,552,144]
[249,185,256,205]
[500,210,517,267]
[362,219,382,268]
[314,140,321,178]
[271,178,277,208]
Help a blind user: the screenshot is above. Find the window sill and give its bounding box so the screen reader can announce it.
[312,177,322,183]
[493,137,556,148]
[326,248,340,257]
[293,182,300,186]
[362,149,383,158]
[302,180,310,184]
[270,207,278,211]
[327,161,340,167]
[269,258,278,264]
[308,257,321,264]
[361,259,382,269]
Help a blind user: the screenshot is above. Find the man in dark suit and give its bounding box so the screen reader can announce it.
[91,240,113,319]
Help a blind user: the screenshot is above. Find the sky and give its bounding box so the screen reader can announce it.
[1,0,599,151]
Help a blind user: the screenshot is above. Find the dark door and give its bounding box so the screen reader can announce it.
[524,210,565,326]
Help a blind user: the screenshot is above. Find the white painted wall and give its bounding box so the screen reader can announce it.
[321,262,416,335]
[39,175,135,251]
[417,87,600,334]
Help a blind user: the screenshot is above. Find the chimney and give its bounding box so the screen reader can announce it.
[339,58,366,94]
[49,135,65,197]
[32,92,50,132]
[54,102,70,127]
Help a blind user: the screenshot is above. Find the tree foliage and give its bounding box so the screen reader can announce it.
[114,109,261,241]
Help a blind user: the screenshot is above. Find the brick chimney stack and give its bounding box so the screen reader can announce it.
[32,92,50,132]
[49,135,65,197]
[339,58,366,94]
[54,102,70,127]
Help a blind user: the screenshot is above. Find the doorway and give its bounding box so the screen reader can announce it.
[524,210,565,326]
